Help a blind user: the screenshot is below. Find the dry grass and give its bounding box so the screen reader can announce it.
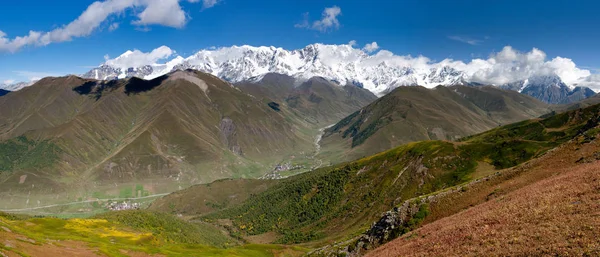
[427,135,600,223]
[366,161,600,257]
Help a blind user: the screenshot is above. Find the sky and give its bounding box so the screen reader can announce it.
[1,0,600,85]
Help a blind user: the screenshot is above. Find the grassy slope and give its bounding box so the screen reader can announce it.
[0,210,307,257]
[319,85,551,163]
[148,179,277,216]
[203,141,474,245]
[158,102,600,247]
[316,103,600,256]
[367,152,600,256]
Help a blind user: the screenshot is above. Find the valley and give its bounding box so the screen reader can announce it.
[0,0,600,254]
[0,70,599,256]
[150,102,600,249]
[2,2,600,256]
[0,71,376,215]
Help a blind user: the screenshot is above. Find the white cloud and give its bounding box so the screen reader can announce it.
[333,43,597,89]
[108,23,119,31]
[573,74,600,91]
[202,0,219,9]
[448,35,483,45]
[0,0,217,53]
[2,79,15,85]
[363,42,379,53]
[294,13,310,29]
[104,45,175,68]
[295,6,342,32]
[133,0,187,28]
[458,46,591,86]
[348,40,357,47]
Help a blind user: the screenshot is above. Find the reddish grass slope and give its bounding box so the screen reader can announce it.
[366,161,600,257]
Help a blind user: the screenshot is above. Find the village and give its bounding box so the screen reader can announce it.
[104,200,141,211]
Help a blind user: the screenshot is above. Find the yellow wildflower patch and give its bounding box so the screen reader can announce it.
[64,218,153,241]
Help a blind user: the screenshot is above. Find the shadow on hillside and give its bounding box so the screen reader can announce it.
[73,80,120,100]
[124,76,167,95]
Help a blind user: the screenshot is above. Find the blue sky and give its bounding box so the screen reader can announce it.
[1,0,600,83]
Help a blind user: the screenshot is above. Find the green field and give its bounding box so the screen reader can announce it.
[0,210,307,257]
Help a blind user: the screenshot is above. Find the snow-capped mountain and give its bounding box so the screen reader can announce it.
[81,43,596,103]
[0,81,35,91]
[500,75,596,104]
[83,44,469,96]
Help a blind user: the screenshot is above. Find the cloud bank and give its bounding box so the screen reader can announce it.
[0,0,220,52]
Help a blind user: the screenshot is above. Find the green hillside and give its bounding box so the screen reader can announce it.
[154,102,599,246]
[319,85,551,162]
[0,210,306,257]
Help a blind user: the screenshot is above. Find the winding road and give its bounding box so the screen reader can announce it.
[0,193,169,212]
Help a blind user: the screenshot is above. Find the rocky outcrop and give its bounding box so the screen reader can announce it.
[307,199,429,257]
[308,170,507,257]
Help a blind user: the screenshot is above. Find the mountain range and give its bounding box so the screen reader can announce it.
[1,64,599,256]
[500,74,596,104]
[81,44,469,96]
[78,44,596,104]
[1,44,595,105]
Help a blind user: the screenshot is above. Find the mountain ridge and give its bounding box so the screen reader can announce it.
[318,85,552,162]
[2,43,596,105]
[74,44,595,103]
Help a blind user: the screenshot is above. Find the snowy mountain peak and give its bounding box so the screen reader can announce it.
[526,74,568,89]
[81,43,597,98]
[0,81,36,91]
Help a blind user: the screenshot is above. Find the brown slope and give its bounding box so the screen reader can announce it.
[320,85,550,162]
[0,71,315,203]
[450,85,551,123]
[367,162,600,257]
[237,74,377,127]
[360,109,600,256]
[0,76,97,140]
